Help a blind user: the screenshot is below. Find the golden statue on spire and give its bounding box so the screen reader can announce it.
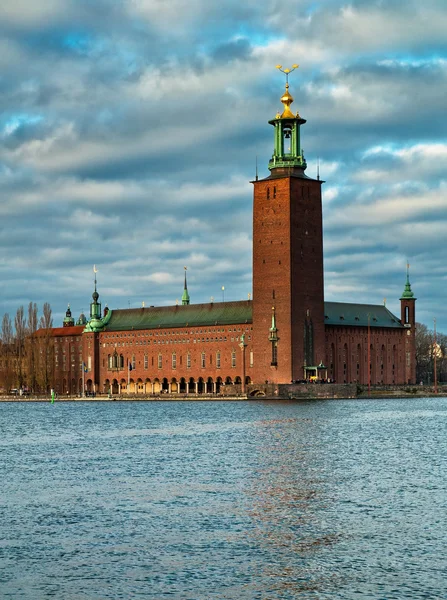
[275,64,300,119]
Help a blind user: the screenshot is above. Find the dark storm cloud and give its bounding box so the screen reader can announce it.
[0,0,446,329]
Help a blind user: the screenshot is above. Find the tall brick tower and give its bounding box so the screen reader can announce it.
[252,66,326,383]
[400,264,416,384]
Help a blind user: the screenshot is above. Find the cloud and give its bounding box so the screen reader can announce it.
[0,0,446,332]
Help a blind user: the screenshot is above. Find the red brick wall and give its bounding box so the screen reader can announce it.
[251,175,325,383]
[97,323,254,393]
[401,299,416,384]
[53,334,83,394]
[325,325,412,385]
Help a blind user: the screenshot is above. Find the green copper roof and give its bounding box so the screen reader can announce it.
[400,268,415,300]
[324,302,403,328]
[103,301,253,332]
[100,299,403,332]
[84,304,112,333]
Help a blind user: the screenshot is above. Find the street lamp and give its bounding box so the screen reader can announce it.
[239,333,247,395]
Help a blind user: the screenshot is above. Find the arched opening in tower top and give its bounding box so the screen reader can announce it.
[283,124,292,153]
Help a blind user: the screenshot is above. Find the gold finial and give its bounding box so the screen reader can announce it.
[276,64,300,119]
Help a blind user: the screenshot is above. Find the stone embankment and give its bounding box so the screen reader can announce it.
[0,384,444,402]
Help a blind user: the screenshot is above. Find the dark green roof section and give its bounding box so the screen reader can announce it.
[102,299,402,332]
[104,300,253,331]
[324,302,403,328]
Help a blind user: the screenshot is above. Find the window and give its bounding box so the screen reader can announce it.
[231,351,236,368]
[172,353,177,369]
[405,306,409,323]
[158,354,162,369]
[187,353,191,369]
[132,355,136,369]
[144,355,148,369]
[273,186,276,198]
[267,188,270,199]
[216,352,221,369]
[201,352,206,368]
[250,350,254,367]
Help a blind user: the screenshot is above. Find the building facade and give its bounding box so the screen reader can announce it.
[41,77,416,395]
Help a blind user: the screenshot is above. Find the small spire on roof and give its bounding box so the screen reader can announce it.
[182,266,190,305]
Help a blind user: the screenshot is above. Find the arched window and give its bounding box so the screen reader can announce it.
[187,352,191,369]
[201,352,206,368]
[216,351,221,369]
[158,354,162,369]
[231,350,236,368]
[172,353,177,369]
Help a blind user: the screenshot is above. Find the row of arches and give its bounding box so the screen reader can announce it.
[103,376,252,395]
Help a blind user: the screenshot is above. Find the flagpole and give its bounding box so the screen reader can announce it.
[82,364,85,398]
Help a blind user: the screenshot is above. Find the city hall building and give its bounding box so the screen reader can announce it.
[44,77,416,395]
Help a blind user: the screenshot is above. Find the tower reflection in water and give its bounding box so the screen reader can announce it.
[243,412,343,597]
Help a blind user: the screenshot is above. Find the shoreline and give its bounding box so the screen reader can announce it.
[1,391,445,403]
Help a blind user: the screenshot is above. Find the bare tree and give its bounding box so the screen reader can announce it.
[26,302,39,392]
[37,303,54,393]
[1,314,15,391]
[14,306,26,388]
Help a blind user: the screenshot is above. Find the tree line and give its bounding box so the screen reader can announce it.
[0,302,53,393]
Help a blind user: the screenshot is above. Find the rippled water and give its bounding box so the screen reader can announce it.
[1,398,446,599]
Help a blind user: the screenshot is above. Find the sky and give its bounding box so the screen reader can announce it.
[0,0,446,331]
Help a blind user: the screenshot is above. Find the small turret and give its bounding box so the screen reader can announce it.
[400,263,416,327]
[400,263,415,300]
[84,265,105,333]
[63,304,75,327]
[76,312,87,326]
[400,263,416,384]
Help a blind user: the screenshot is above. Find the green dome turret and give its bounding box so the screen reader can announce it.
[84,265,105,332]
[268,65,307,174]
[76,312,87,326]
[400,263,416,300]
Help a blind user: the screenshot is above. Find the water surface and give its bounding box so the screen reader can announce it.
[1,398,446,599]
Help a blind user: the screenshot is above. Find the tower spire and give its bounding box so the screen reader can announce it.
[181,266,190,305]
[90,265,101,319]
